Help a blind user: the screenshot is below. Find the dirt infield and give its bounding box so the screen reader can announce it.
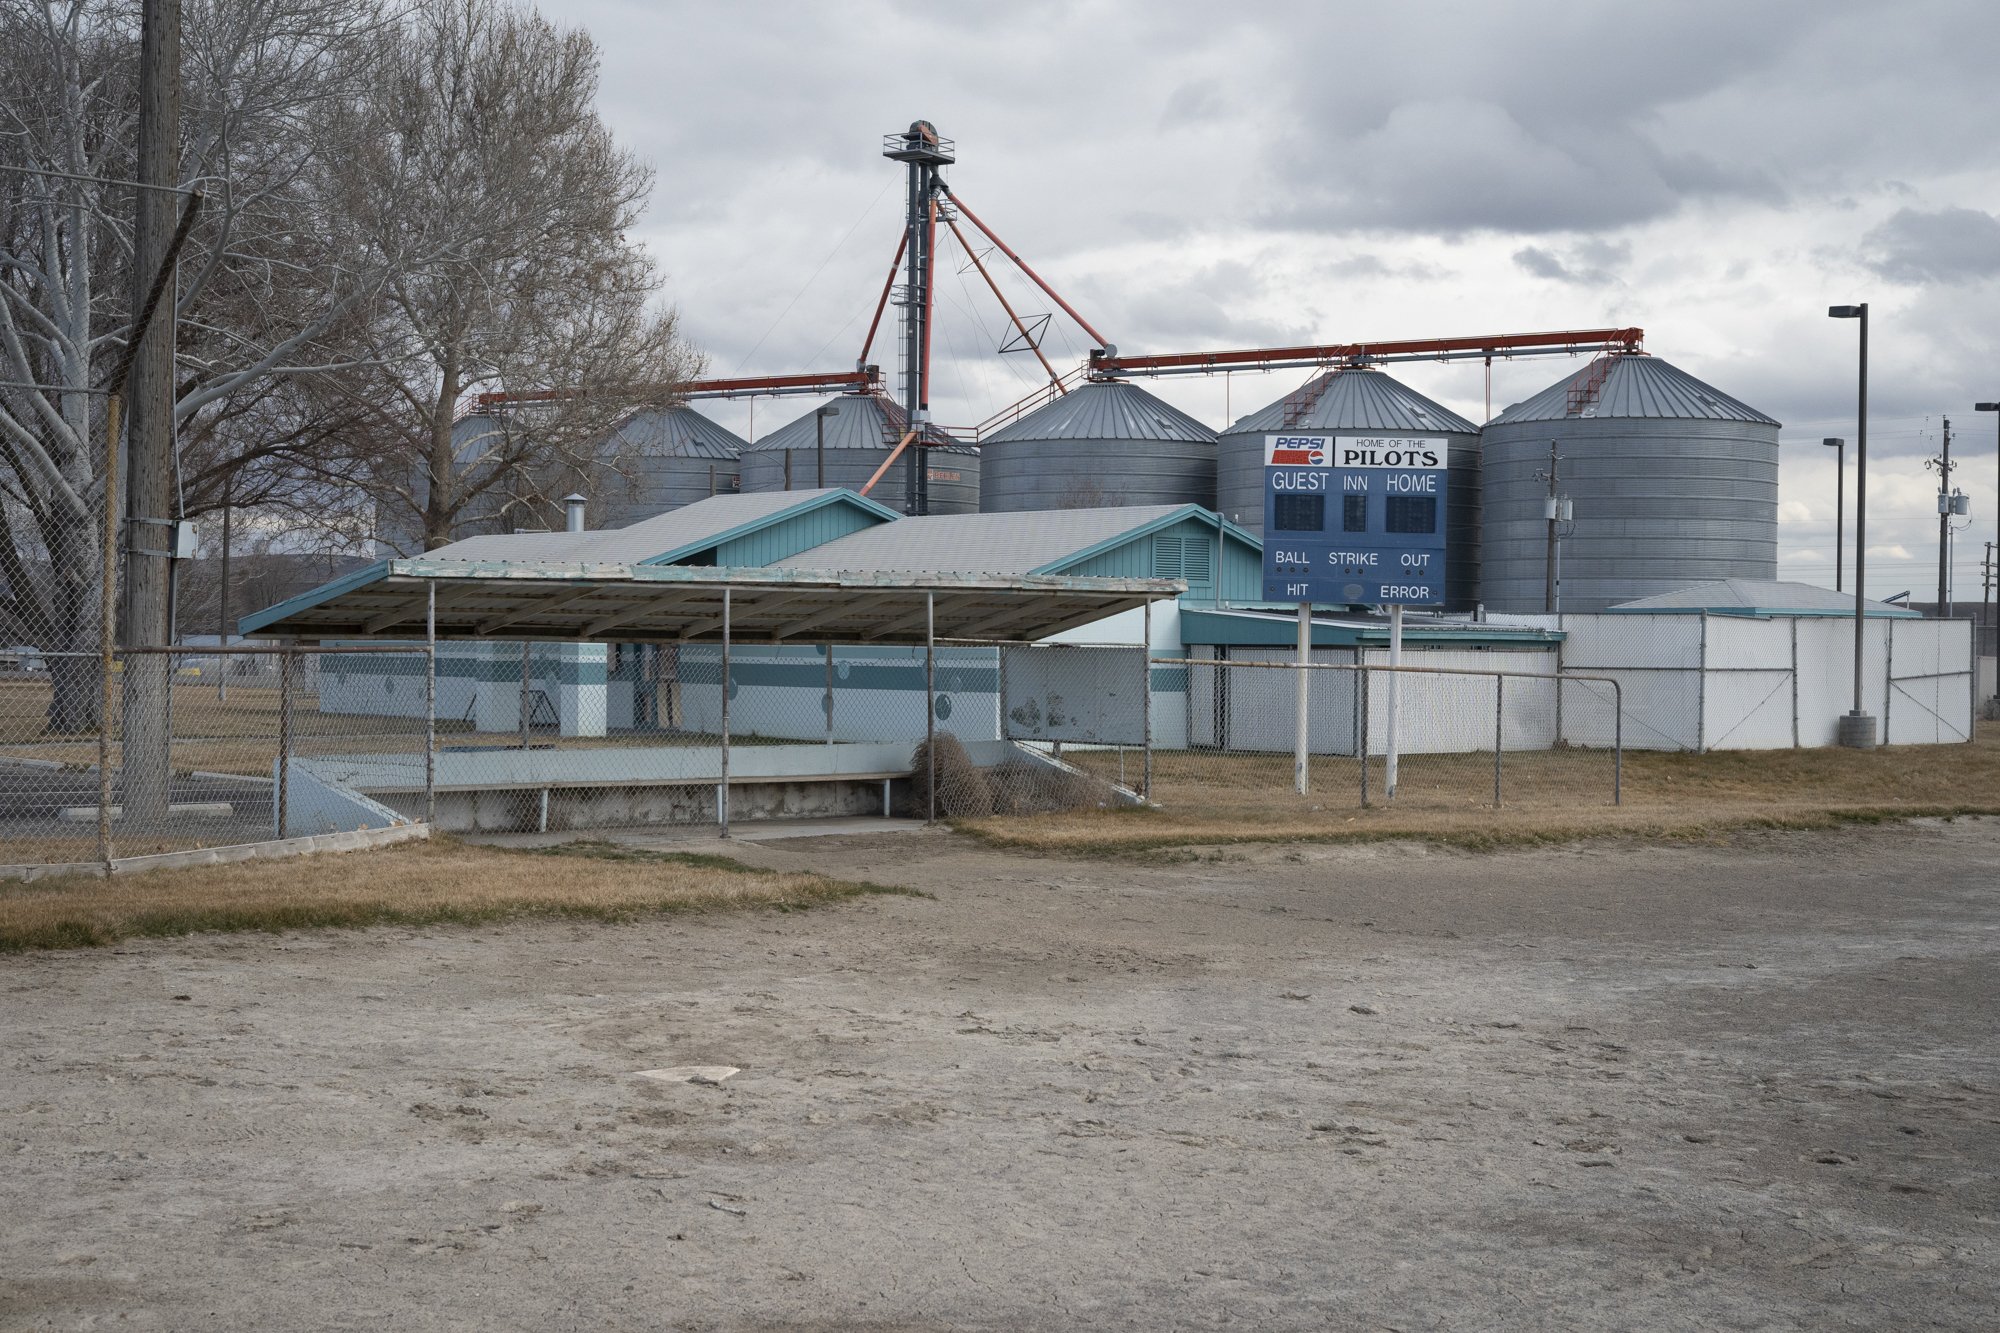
[4,819,1998,1329]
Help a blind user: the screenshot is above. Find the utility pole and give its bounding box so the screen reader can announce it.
[1538,441,1562,614]
[1983,541,1995,680]
[122,0,182,823]
[1934,417,1953,615]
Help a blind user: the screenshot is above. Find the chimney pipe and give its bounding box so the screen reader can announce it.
[563,493,586,533]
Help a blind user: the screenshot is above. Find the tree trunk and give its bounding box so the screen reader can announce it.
[42,510,105,734]
[422,353,459,550]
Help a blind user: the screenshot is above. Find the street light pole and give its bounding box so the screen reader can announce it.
[1822,438,1844,593]
[1977,405,2000,681]
[1829,304,1874,748]
[815,402,840,488]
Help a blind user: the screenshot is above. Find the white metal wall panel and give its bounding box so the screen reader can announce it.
[1356,647,1558,753]
[1885,619,1974,745]
[1558,615,1704,750]
[1700,617,1796,750]
[1792,618,1853,747]
[1221,648,1360,755]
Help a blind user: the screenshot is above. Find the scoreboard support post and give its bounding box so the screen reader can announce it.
[1386,604,1403,798]
[1294,602,1311,796]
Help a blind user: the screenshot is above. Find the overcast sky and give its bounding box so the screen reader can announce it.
[557,0,2000,600]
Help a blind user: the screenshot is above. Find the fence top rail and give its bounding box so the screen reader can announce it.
[1149,656,1625,688]
[940,639,1147,649]
[119,644,433,656]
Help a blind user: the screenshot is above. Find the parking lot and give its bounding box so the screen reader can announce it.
[4,818,1997,1329]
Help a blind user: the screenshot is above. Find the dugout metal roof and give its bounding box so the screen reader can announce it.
[770,504,1255,577]
[419,488,897,565]
[238,560,1181,645]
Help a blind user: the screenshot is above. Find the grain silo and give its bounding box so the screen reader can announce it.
[740,392,980,514]
[1478,353,1780,614]
[1216,366,1481,611]
[978,378,1216,512]
[590,404,744,527]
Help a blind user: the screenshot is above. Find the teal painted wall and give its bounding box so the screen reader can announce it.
[1054,516,1260,605]
[708,502,884,567]
[1219,529,1262,602]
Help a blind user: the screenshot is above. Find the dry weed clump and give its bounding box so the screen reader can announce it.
[905,734,994,817]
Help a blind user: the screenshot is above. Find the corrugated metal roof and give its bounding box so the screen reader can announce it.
[241,561,1178,646]
[421,488,892,565]
[984,379,1219,444]
[749,392,971,454]
[1610,579,1915,616]
[1223,367,1479,435]
[604,405,745,460]
[771,505,1206,576]
[1491,354,1780,425]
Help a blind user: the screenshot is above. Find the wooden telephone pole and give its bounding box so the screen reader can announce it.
[120,0,183,822]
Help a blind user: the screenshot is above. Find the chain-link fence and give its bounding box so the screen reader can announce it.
[1,645,431,871]
[927,646,1624,819]
[1115,657,1623,815]
[3,627,1633,871]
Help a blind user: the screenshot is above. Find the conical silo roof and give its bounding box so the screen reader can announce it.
[985,378,1218,444]
[749,393,966,453]
[1224,365,1479,435]
[604,404,745,460]
[1490,353,1779,425]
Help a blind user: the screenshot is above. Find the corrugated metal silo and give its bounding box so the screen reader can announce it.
[739,393,979,514]
[1216,366,1482,611]
[1479,353,1780,614]
[978,378,1216,512]
[591,404,744,527]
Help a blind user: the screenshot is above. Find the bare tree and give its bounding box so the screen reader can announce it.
[0,0,395,730]
[327,0,703,553]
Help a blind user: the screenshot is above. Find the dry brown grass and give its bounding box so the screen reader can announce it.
[959,732,2000,853]
[3,678,798,777]
[0,837,908,953]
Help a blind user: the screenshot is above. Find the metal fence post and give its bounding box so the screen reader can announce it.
[1612,679,1624,806]
[277,649,293,840]
[1359,666,1370,808]
[425,583,437,827]
[1141,600,1153,799]
[98,651,114,875]
[519,640,531,748]
[825,643,835,746]
[1493,674,1504,808]
[720,588,731,838]
[96,390,123,876]
[925,591,936,824]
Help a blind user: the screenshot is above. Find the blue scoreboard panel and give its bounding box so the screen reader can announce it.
[1261,433,1449,605]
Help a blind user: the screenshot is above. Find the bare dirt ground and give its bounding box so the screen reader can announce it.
[5,819,1999,1330]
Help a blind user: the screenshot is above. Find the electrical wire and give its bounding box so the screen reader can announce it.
[731,177,896,374]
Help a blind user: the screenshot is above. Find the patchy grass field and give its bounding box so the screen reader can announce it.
[969,732,2000,852]
[0,837,905,953]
